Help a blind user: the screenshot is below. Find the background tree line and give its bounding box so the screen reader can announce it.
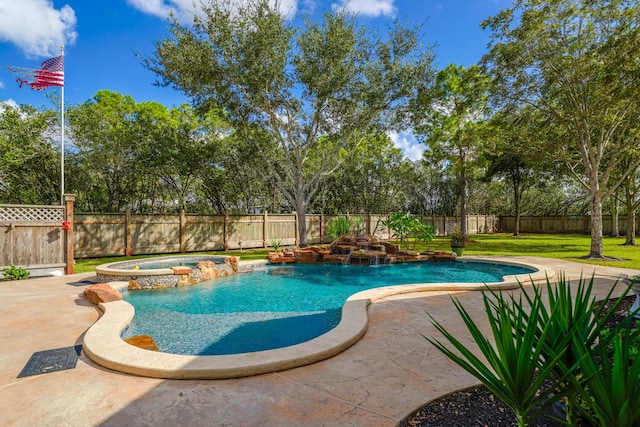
[0,87,607,219]
[0,89,592,217]
[1,0,638,253]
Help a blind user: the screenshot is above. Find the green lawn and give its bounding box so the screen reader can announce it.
[424,233,640,270]
[73,233,640,274]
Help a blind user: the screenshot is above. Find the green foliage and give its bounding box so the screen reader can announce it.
[2,264,30,280]
[270,239,282,252]
[427,274,636,426]
[0,103,59,204]
[576,326,640,427]
[351,216,364,235]
[513,275,631,425]
[450,228,466,248]
[310,133,417,214]
[600,325,640,362]
[413,64,491,234]
[382,213,435,250]
[482,0,640,257]
[427,285,568,427]
[146,0,435,244]
[326,217,353,241]
[68,91,231,213]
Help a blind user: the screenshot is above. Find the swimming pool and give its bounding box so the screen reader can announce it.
[95,255,238,289]
[84,257,553,379]
[121,261,535,355]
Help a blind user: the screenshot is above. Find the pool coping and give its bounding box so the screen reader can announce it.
[95,255,234,276]
[82,257,555,380]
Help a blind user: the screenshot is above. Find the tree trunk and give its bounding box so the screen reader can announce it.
[296,198,308,247]
[460,161,468,236]
[625,209,637,246]
[610,191,619,237]
[513,178,521,237]
[589,191,605,258]
[625,186,637,245]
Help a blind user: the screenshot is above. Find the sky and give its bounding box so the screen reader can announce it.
[0,0,510,160]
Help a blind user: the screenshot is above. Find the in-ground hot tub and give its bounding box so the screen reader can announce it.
[96,255,239,289]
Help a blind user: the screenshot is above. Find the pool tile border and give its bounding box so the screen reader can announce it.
[82,257,555,379]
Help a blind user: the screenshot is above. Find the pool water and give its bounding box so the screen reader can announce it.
[121,262,534,355]
[136,260,200,270]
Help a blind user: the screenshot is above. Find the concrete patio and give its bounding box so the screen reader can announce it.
[1,256,638,427]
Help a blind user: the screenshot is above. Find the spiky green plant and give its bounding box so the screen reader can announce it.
[435,275,635,426]
[325,217,352,241]
[510,275,633,426]
[427,289,571,427]
[270,239,282,252]
[576,326,640,426]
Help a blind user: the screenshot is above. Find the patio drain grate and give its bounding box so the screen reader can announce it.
[18,345,82,378]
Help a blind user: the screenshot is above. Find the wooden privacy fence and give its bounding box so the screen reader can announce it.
[74,211,499,259]
[499,215,639,235]
[0,195,75,277]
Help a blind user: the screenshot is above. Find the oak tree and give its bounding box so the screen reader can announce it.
[145,0,434,245]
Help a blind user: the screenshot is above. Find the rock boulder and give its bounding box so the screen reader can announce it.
[83,283,122,305]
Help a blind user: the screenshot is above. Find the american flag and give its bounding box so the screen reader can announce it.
[7,54,65,90]
[33,55,64,88]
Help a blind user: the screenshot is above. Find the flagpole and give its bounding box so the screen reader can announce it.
[8,50,66,204]
[60,46,65,205]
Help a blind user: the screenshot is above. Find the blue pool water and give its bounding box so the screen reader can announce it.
[136,260,200,270]
[121,262,534,355]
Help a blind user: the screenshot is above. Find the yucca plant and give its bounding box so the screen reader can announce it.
[576,326,640,426]
[270,239,282,252]
[511,275,633,426]
[325,217,352,241]
[428,275,635,426]
[427,289,571,427]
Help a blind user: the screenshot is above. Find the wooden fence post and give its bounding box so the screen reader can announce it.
[180,209,186,253]
[224,211,229,250]
[263,211,268,248]
[64,194,75,274]
[125,209,133,256]
[294,211,299,246]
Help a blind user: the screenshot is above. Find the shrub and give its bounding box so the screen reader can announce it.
[270,239,282,252]
[326,217,353,241]
[576,325,640,427]
[450,228,466,248]
[427,275,635,427]
[382,213,436,250]
[427,286,569,427]
[3,264,31,280]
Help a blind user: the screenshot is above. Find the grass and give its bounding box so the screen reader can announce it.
[424,233,640,269]
[73,233,640,274]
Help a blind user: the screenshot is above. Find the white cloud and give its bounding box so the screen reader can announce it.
[388,130,424,161]
[332,0,396,17]
[127,0,299,23]
[0,80,4,89]
[0,0,77,58]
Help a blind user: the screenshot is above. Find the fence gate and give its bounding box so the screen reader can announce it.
[0,195,75,278]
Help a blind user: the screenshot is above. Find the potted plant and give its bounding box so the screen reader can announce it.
[450,228,466,256]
